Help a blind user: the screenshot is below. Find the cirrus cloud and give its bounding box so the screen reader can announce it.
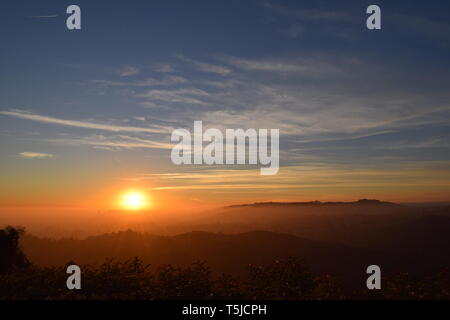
[19,152,54,159]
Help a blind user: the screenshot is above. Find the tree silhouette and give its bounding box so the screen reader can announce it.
[0,226,30,274]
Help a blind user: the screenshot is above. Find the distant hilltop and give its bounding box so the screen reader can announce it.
[226,199,398,208]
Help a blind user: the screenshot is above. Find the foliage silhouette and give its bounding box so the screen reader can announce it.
[0,226,30,274]
[0,226,449,300]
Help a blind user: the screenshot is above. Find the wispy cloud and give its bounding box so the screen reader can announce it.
[262,2,354,23]
[0,110,169,134]
[260,2,359,40]
[118,66,140,77]
[153,63,175,73]
[85,52,450,146]
[47,134,171,151]
[19,152,54,159]
[54,52,450,170]
[177,54,231,76]
[225,56,307,73]
[394,14,450,46]
[29,15,58,19]
[92,75,187,87]
[148,163,450,192]
[222,55,344,75]
[138,88,210,106]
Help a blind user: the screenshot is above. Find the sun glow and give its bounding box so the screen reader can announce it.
[121,191,148,210]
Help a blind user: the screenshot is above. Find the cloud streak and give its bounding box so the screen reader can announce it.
[47,134,171,151]
[30,15,58,19]
[177,55,231,76]
[0,110,169,134]
[19,152,54,159]
[92,75,187,87]
[119,66,140,77]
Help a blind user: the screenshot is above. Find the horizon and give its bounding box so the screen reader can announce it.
[1,197,448,239]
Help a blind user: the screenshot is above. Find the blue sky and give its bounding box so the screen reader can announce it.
[1,0,450,206]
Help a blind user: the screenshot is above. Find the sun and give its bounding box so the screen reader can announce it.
[121,191,148,210]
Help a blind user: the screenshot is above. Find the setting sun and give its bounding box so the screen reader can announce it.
[121,191,148,210]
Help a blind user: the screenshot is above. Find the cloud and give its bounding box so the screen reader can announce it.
[373,137,450,151]
[38,52,449,170]
[0,110,169,134]
[30,15,58,19]
[222,55,345,76]
[90,53,450,147]
[177,55,231,76]
[148,161,450,193]
[84,52,448,149]
[47,134,171,151]
[262,2,355,23]
[224,56,308,73]
[119,66,140,77]
[262,1,450,45]
[153,63,175,73]
[19,152,53,159]
[126,53,450,152]
[92,75,187,87]
[260,2,359,40]
[393,14,450,46]
[138,88,210,106]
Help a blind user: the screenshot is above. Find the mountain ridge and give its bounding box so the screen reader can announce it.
[225,199,398,208]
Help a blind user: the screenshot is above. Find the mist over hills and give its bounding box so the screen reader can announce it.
[9,199,450,290]
[21,230,396,289]
[166,199,450,244]
[18,199,450,289]
[4,199,448,238]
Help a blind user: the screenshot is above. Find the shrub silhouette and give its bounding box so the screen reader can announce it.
[154,261,213,299]
[245,257,317,299]
[0,226,448,300]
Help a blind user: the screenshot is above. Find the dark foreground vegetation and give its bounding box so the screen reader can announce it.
[1,226,449,300]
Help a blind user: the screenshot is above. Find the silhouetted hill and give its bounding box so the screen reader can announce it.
[15,200,450,290]
[227,199,398,208]
[172,201,450,247]
[358,215,450,248]
[20,229,425,289]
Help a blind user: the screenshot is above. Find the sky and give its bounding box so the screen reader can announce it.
[1,0,450,212]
